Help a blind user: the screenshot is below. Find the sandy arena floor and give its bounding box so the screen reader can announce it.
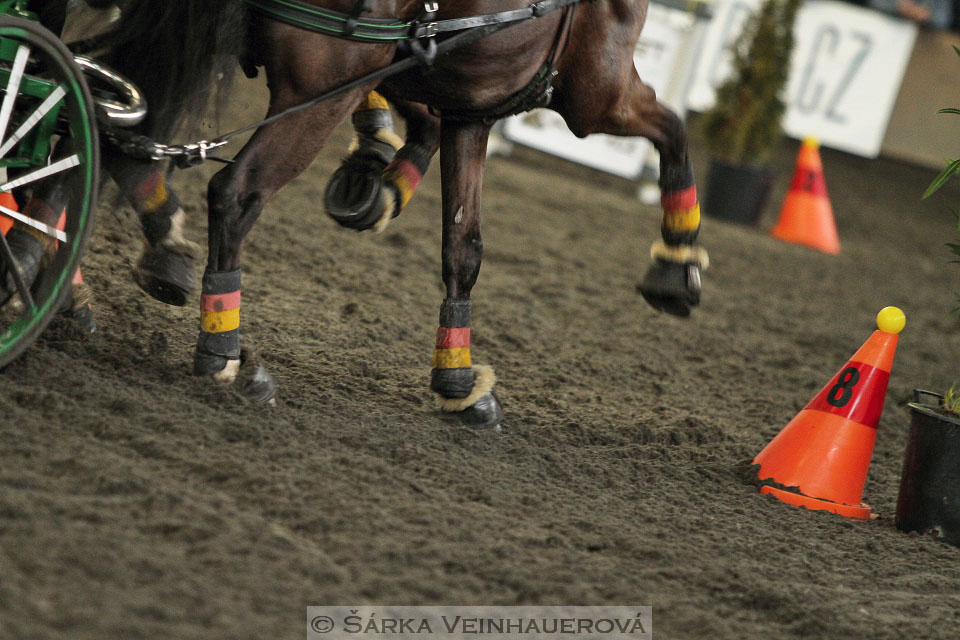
[2,75,960,639]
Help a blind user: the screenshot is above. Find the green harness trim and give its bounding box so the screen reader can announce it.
[243,0,413,42]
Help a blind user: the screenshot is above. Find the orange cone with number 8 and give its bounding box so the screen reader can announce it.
[753,307,905,518]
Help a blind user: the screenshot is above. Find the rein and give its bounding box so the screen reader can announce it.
[107,0,585,166]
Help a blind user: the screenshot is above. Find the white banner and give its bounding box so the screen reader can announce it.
[687,0,917,157]
[502,4,698,179]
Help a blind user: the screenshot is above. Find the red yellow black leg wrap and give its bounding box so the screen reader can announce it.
[131,167,171,215]
[350,91,403,165]
[659,162,700,247]
[380,143,431,226]
[430,299,475,399]
[194,269,242,376]
[121,166,183,246]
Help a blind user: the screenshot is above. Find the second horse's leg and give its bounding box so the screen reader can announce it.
[105,152,199,306]
[554,14,707,317]
[430,119,502,430]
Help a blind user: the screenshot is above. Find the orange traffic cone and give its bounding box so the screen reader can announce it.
[0,192,16,235]
[753,307,906,518]
[770,137,840,254]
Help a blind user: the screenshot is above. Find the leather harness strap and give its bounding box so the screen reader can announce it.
[243,0,583,43]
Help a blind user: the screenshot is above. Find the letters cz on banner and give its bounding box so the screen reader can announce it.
[687,0,917,158]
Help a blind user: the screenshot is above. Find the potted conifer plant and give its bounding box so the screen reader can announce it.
[699,0,802,226]
[895,57,960,545]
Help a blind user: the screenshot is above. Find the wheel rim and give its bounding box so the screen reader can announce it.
[0,16,98,368]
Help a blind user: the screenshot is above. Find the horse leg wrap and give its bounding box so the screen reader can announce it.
[638,162,708,317]
[429,299,503,429]
[193,269,242,378]
[325,92,405,231]
[430,299,475,399]
[128,168,198,306]
[0,197,59,305]
[376,143,431,232]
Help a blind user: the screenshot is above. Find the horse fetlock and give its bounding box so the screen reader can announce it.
[194,350,236,377]
[213,361,241,384]
[430,366,475,398]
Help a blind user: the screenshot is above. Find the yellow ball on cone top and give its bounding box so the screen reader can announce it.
[877,306,906,334]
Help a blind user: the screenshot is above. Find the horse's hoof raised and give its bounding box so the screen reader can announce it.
[134,245,195,306]
[441,391,503,431]
[637,259,701,317]
[324,157,391,231]
[0,229,45,305]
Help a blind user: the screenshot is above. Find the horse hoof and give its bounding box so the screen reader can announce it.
[236,349,277,406]
[324,158,389,231]
[195,349,278,406]
[237,362,277,406]
[64,304,97,334]
[637,259,701,317]
[0,229,45,305]
[441,391,503,431]
[133,245,195,306]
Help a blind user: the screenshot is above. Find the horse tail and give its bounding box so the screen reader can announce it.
[100,0,247,140]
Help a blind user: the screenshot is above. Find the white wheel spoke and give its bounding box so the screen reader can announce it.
[0,45,30,151]
[0,201,67,243]
[0,154,80,193]
[0,84,67,160]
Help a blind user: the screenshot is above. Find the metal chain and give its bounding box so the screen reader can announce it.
[103,129,232,167]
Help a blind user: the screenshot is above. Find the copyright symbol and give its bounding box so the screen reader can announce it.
[311,616,335,634]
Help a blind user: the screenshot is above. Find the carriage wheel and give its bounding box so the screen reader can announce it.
[0,16,98,369]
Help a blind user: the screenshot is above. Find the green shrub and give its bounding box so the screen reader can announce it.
[700,0,803,166]
[922,47,960,414]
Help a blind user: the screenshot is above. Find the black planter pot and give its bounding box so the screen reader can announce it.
[702,159,774,227]
[895,390,960,546]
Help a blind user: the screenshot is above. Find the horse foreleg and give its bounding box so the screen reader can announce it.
[431,119,502,430]
[197,92,363,405]
[557,71,706,317]
[105,152,199,306]
[325,92,439,233]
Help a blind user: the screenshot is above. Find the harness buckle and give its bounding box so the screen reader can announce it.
[423,22,439,37]
[532,0,553,17]
[424,2,439,12]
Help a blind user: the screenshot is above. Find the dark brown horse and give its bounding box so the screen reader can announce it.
[102,0,707,427]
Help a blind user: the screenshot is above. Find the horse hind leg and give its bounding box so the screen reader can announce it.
[324,92,438,232]
[558,72,706,317]
[635,108,707,317]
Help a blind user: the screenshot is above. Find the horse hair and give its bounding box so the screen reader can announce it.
[100,0,247,141]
